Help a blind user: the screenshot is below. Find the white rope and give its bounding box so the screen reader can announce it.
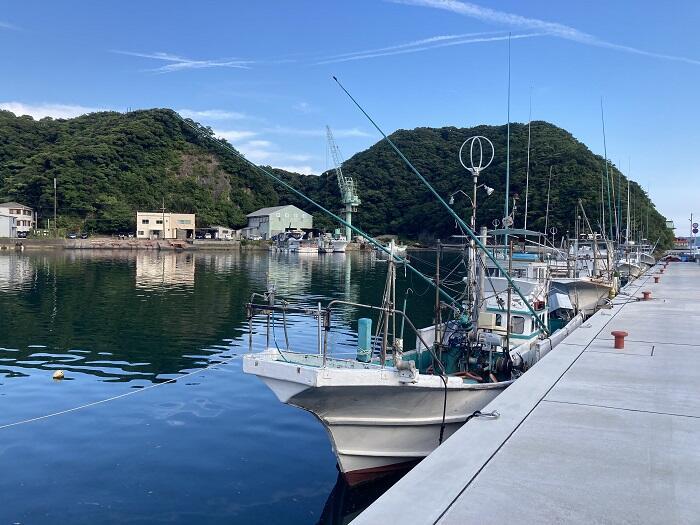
[0,353,241,431]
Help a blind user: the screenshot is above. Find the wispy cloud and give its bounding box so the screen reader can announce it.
[263,125,373,138]
[215,131,319,174]
[274,165,316,175]
[0,101,108,119]
[0,21,18,30]
[316,31,540,64]
[392,0,700,66]
[214,129,259,142]
[113,50,254,73]
[178,108,248,120]
[292,101,317,114]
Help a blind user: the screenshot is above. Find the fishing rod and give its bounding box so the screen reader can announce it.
[173,114,460,310]
[332,76,550,336]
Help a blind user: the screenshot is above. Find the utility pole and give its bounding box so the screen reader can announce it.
[53,177,57,237]
[161,197,166,240]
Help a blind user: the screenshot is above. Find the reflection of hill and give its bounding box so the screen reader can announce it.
[0,251,255,383]
[0,250,439,384]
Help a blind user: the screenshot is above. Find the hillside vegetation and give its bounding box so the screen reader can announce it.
[0,109,672,247]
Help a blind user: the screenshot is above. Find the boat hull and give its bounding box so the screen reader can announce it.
[244,352,508,484]
[551,278,612,315]
[287,383,506,483]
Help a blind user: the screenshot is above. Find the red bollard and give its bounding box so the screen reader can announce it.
[611,331,629,349]
[642,291,652,301]
[654,276,660,283]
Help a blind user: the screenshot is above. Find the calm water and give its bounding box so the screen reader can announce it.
[0,249,439,524]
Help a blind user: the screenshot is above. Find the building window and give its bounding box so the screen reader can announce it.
[156,220,163,224]
[177,219,191,225]
[495,314,502,326]
[24,210,31,215]
[138,231,144,235]
[141,219,149,224]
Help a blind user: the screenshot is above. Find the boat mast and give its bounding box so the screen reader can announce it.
[600,98,614,241]
[544,166,552,237]
[524,86,532,230]
[504,33,512,249]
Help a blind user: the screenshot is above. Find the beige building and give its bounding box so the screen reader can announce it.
[0,202,35,234]
[136,211,195,240]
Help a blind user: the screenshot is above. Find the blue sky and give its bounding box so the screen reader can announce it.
[1,0,698,231]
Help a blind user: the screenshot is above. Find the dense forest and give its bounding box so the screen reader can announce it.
[0,108,673,247]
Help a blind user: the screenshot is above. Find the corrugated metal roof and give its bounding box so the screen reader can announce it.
[246,205,300,217]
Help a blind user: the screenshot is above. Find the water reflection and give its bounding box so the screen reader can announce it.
[0,253,35,292]
[0,249,435,524]
[317,469,411,524]
[136,251,195,288]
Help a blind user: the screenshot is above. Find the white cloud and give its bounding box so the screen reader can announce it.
[113,50,254,73]
[292,101,317,113]
[0,101,108,119]
[0,21,17,29]
[178,108,247,120]
[263,125,373,138]
[392,0,700,66]
[214,129,258,142]
[274,165,316,175]
[316,31,540,64]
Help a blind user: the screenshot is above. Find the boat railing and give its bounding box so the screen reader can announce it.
[245,298,445,374]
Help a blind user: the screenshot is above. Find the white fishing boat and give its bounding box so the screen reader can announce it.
[244,132,583,486]
[244,232,583,484]
[289,237,318,254]
[331,237,349,252]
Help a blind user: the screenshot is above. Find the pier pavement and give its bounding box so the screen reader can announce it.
[355,260,699,524]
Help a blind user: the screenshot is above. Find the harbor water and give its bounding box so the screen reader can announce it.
[0,249,439,524]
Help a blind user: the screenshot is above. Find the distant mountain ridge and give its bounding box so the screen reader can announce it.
[0,108,672,247]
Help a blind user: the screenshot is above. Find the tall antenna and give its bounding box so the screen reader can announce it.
[523,86,532,230]
[600,98,613,240]
[504,33,512,246]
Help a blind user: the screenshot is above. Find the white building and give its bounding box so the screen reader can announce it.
[0,202,35,234]
[242,205,313,239]
[212,226,234,240]
[136,212,195,240]
[0,213,17,238]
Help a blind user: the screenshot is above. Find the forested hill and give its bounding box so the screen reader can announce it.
[0,108,278,231]
[0,108,672,247]
[283,122,672,247]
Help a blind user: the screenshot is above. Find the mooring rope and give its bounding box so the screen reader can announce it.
[0,353,242,431]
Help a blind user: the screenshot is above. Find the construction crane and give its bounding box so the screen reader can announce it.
[326,125,361,240]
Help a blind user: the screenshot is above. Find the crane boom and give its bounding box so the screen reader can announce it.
[326,125,360,240]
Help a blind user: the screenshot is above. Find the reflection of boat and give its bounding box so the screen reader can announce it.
[317,469,410,525]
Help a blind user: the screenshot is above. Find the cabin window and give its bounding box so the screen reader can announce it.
[510,316,525,334]
[495,314,503,326]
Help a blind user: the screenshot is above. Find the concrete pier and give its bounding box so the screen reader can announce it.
[355,261,700,524]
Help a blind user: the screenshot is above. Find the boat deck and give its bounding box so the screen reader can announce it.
[354,260,699,524]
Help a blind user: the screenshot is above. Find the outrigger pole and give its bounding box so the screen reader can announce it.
[333,76,550,336]
[174,114,459,310]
